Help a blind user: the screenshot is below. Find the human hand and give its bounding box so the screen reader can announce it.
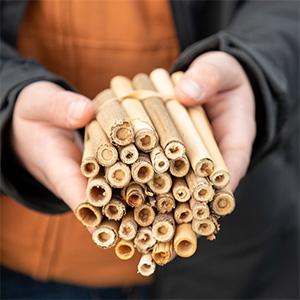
[175,51,256,191]
[11,81,95,211]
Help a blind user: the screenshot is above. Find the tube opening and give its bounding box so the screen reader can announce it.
[174,159,184,170]
[78,207,97,224]
[84,163,95,173]
[139,208,150,222]
[153,176,165,188]
[137,166,150,180]
[90,186,105,200]
[215,174,224,183]
[178,240,192,253]
[118,245,132,255]
[116,127,130,141]
[218,198,228,209]
[158,161,165,167]
[157,226,167,235]
[113,169,125,181]
[198,189,207,197]
[108,205,118,215]
[98,232,110,243]
[140,135,151,147]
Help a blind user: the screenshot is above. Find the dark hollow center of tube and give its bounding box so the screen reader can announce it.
[85,163,95,173]
[140,135,151,146]
[79,207,97,224]
[91,186,106,200]
[138,166,150,179]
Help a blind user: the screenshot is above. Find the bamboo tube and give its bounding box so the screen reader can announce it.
[115,239,135,260]
[80,139,100,178]
[86,175,112,207]
[150,146,170,174]
[152,213,175,242]
[169,154,190,177]
[102,198,126,221]
[92,220,119,248]
[174,203,193,224]
[105,162,131,188]
[211,188,235,216]
[152,241,173,266]
[118,211,138,241]
[121,182,145,208]
[174,223,197,258]
[95,89,134,146]
[133,74,185,160]
[86,120,118,167]
[137,254,156,277]
[190,198,210,220]
[111,76,158,152]
[134,227,157,254]
[150,69,214,177]
[170,71,183,85]
[156,193,176,213]
[119,144,139,164]
[147,172,172,194]
[75,202,102,227]
[189,107,230,188]
[172,178,191,202]
[186,170,214,202]
[134,204,156,227]
[131,154,154,184]
[192,218,216,237]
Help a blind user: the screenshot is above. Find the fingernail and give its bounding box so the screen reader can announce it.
[68,100,87,125]
[178,78,203,102]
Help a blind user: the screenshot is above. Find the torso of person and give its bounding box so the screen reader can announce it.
[0,0,179,287]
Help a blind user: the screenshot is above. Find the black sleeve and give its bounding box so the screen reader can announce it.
[0,40,73,214]
[172,0,299,166]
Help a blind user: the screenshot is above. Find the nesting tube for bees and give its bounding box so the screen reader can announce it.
[192,218,216,237]
[137,254,156,277]
[102,198,126,221]
[156,193,176,213]
[111,76,158,152]
[131,154,154,184]
[105,162,131,188]
[147,172,172,195]
[75,202,102,227]
[133,74,185,160]
[211,188,235,216]
[174,223,197,258]
[152,241,174,266]
[169,154,190,177]
[86,175,112,207]
[174,203,193,224]
[121,182,145,208]
[150,68,214,177]
[92,220,119,248]
[172,178,191,202]
[119,144,139,164]
[134,227,156,254]
[80,139,100,178]
[134,204,156,227]
[95,89,134,146]
[118,211,138,241]
[152,213,175,242]
[190,198,210,220]
[115,239,135,260]
[150,146,170,174]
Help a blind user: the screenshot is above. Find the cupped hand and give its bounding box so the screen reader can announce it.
[175,51,256,190]
[11,81,95,211]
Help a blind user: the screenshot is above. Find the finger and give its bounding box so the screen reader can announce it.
[19,81,95,129]
[175,51,246,106]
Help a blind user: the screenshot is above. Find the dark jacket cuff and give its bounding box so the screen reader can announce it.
[172,31,288,167]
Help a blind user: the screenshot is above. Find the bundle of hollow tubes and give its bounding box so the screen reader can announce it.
[75,69,235,276]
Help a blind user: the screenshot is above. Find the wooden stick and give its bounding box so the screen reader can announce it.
[102,198,126,221]
[118,211,138,241]
[75,202,102,227]
[174,223,197,258]
[131,154,154,184]
[186,170,214,202]
[134,204,156,227]
[95,89,134,146]
[150,146,170,174]
[172,178,191,202]
[211,188,235,216]
[156,193,176,213]
[92,220,119,248]
[152,213,175,242]
[147,172,172,194]
[115,239,135,260]
[174,203,193,224]
[105,162,131,188]
[190,198,210,220]
[86,120,118,167]
[121,182,145,208]
[119,144,139,165]
[189,107,230,188]
[111,76,158,152]
[152,241,173,266]
[192,218,216,237]
[86,175,112,207]
[169,154,190,177]
[137,254,156,277]
[80,139,100,178]
[134,227,156,254]
[150,69,214,177]
[133,74,185,160]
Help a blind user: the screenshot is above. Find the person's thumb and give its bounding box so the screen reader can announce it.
[18,81,95,129]
[175,51,244,106]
